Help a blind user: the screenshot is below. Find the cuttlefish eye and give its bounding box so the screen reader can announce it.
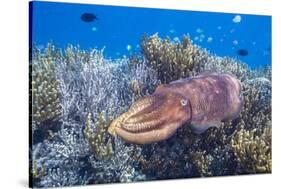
[180,99,188,106]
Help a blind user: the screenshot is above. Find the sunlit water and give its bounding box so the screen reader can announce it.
[31,1,271,68]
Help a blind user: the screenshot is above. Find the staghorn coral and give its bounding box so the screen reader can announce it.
[191,150,213,177]
[239,78,271,131]
[252,65,272,81]
[203,56,250,81]
[231,126,271,173]
[140,33,208,83]
[32,121,91,187]
[84,112,113,160]
[228,77,271,173]
[87,136,146,184]
[31,43,61,124]
[31,161,46,179]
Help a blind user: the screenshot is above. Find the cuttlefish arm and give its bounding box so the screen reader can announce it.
[108,73,243,144]
[108,92,192,144]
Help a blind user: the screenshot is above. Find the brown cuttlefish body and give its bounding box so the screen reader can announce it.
[108,73,243,144]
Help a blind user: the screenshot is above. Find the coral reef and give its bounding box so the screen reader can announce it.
[231,126,271,173]
[191,150,213,177]
[30,34,271,187]
[202,56,250,81]
[31,43,61,125]
[31,45,156,187]
[84,112,113,160]
[140,33,208,83]
[135,34,271,178]
[230,77,271,173]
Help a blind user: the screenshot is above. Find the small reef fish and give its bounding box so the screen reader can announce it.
[81,13,98,23]
[108,73,243,144]
[236,49,248,56]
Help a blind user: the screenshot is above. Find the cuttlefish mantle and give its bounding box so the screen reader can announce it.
[108,73,243,144]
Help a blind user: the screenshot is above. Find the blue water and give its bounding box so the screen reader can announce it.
[30,1,271,68]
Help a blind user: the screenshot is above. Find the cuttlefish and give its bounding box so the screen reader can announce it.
[108,73,243,144]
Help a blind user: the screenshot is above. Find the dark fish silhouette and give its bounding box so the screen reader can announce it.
[81,13,97,23]
[236,49,248,56]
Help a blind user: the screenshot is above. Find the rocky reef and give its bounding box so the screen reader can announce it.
[30,34,271,187]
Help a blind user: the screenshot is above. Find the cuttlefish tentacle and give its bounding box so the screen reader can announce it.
[125,95,165,123]
[108,96,155,134]
[108,73,243,144]
[114,121,187,144]
[121,118,165,133]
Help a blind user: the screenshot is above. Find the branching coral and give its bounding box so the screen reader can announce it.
[31,44,61,124]
[31,158,47,181]
[31,127,92,188]
[203,56,250,82]
[88,136,146,184]
[231,126,271,173]
[139,137,194,179]
[31,45,157,187]
[239,78,271,131]
[227,77,271,173]
[140,33,208,83]
[191,150,213,177]
[84,112,113,160]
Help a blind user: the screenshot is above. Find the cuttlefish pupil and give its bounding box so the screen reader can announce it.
[108,73,243,144]
[180,99,188,106]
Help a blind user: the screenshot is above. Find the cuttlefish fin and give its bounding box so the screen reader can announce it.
[190,120,221,134]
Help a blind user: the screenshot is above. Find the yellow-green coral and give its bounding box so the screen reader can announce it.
[130,79,142,98]
[31,44,61,124]
[140,33,206,83]
[84,113,113,160]
[191,150,213,176]
[231,125,271,173]
[205,77,271,174]
[31,160,46,179]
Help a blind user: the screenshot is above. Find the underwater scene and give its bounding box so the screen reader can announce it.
[29,1,272,188]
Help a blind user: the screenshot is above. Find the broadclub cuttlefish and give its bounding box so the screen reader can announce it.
[108,73,243,144]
